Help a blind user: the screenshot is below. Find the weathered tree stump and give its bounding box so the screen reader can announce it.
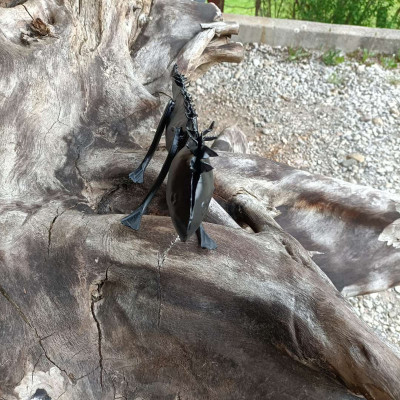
[0,1,399,399]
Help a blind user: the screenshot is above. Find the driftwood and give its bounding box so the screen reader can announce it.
[0,1,400,399]
[211,149,400,297]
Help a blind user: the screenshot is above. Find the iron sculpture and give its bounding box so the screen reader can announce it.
[121,65,218,249]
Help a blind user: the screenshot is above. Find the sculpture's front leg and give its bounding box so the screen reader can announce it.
[121,127,187,230]
[129,99,175,184]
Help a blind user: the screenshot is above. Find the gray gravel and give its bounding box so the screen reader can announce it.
[193,44,400,194]
[192,44,400,350]
[347,287,400,353]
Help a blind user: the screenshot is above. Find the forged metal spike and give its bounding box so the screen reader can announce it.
[202,146,218,158]
[187,133,197,143]
[201,123,215,137]
[199,161,213,172]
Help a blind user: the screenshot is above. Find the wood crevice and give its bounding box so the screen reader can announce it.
[90,267,109,389]
[157,236,179,328]
[0,283,75,382]
[47,209,60,256]
[281,238,302,265]
[48,206,77,255]
[75,366,100,383]
[20,3,33,19]
[0,283,32,328]
[37,336,75,384]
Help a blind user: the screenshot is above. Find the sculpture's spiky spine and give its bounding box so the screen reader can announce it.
[172,65,199,139]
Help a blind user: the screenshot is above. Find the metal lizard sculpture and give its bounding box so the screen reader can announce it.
[121,65,218,250]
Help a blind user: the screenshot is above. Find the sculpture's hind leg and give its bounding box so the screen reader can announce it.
[196,224,217,250]
[129,99,175,183]
[122,127,186,231]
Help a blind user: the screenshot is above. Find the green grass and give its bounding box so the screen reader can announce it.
[380,55,398,69]
[287,47,311,62]
[347,49,376,65]
[361,49,375,65]
[225,0,255,15]
[224,0,400,29]
[322,50,345,66]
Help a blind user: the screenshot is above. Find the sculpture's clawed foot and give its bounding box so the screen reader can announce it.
[129,168,145,184]
[121,207,144,231]
[196,225,217,250]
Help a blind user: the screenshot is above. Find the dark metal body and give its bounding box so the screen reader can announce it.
[167,147,214,242]
[121,65,218,249]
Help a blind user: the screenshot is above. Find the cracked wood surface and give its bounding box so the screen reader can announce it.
[0,211,371,399]
[1,209,399,399]
[0,0,400,399]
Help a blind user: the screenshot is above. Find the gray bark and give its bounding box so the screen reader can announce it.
[0,1,399,400]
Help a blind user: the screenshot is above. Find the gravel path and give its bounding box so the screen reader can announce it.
[192,44,400,351]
